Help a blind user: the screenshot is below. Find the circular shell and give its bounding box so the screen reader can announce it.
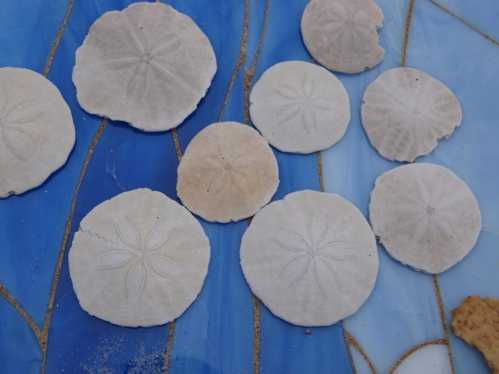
[301,0,384,74]
[177,122,279,223]
[369,163,481,274]
[69,188,210,327]
[0,68,75,198]
[73,2,217,132]
[362,67,462,162]
[241,190,379,326]
[249,61,351,154]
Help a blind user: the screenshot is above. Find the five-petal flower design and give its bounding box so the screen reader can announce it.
[74,2,217,131]
[99,25,187,101]
[201,139,256,196]
[268,216,363,301]
[97,218,176,302]
[0,88,39,161]
[275,72,335,133]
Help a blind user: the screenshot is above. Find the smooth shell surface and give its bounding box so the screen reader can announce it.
[241,190,379,326]
[370,163,481,274]
[301,0,384,74]
[69,188,210,327]
[0,68,75,198]
[177,122,279,223]
[362,67,462,162]
[73,2,217,131]
[250,61,351,153]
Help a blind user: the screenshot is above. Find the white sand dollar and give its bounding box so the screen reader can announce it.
[241,190,379,326]
[73,2,217,132]
[369,163,481,274]
[249,61,350,154]
[177,122,279,223]
[301,0,384,74]
[362,67,462,162]
[0,68,75,198]
[69,188,210,327]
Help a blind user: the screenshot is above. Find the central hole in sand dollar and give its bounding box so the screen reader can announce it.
[425,205,436,216]
[142,53,153,64]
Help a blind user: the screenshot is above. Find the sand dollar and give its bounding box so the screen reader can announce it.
[362,67,462,162]
[73,2,217,132]
[241,190,379,326]
[249,61,350,153]
[177,122,279,223]
[0,67,75,198]
[369,163,481,274]
[69,188,210,327]
[301,0,384,74]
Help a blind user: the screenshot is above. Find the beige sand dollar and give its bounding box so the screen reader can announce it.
[0,68,75,198]
[362,67,462,162]
[250,61,351,154]
[241,190,379,326]
[177,122,279,223]
[301,0,384,74]
[73,2,217,132]
[370,163,481,274]
[69,188,210,327]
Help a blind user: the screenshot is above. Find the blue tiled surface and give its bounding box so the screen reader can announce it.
[1,0,498,373]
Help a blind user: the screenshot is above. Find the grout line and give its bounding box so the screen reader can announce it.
[428,0,499,47]
[243,0,272,125]
[171,129,183,160]
[344,330,377,373]
[432,274,456,374]
[0,283,44,348]
[253,296,261,374]
[343,329,358,374]
[163,320,176,374]
[316,152,325,193]
[43,0,75,77]
[389,338,448,373]
[40,120,108,373]
[401,0,416,66]
[218,0,250,121]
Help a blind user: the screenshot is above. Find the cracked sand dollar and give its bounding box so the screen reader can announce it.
[369,163,481,274]
[177,122,279,223]
[362,67,462,162]
[249,61,351,153]
[69,188,210,327]
[0,67,75,198]
[301,0,384,74]
[240,190,379,326]
[73,2,217,132]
